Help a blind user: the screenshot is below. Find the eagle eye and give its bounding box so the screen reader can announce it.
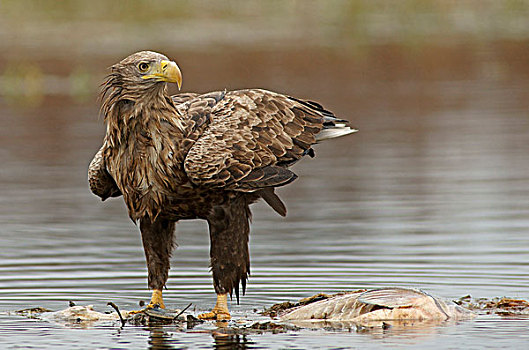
[138,62,150,72]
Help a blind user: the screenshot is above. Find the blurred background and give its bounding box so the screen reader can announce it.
[1,1,529,348]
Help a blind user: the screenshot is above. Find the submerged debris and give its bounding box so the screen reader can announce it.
[107,302,125,327]
[13,288,529,333]
[15,307,53,319]
[14,301,200,328]
[247,321,301,334]
[262,291,347,317]
[456,295,529,316]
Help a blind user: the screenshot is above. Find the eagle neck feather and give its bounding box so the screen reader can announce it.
[100,76,186,221]
[101,77,184,147]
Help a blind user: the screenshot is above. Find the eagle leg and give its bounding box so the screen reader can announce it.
[202,194,253,320]
[139,216,176,309]
[148,289,165,309]
[197,293,231,320]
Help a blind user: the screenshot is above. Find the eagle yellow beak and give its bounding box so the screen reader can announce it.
[143,60,182,90]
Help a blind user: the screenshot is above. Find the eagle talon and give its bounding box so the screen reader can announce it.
[198,293,231,320]
[197,310,231,321]
[127,290,165,315]
[127,308,148,315]
[147,302,163,309]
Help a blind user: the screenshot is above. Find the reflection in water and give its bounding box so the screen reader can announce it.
[212,332,253,350]
[145,325,254,350]
[148,326,177,350]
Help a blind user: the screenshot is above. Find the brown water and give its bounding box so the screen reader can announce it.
[2,2,529,349]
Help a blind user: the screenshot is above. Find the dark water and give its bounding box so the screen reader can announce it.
[2,3,529,348]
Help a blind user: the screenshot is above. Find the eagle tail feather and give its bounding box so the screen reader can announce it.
[257,187,287,217]
[316,120,357,141]
[239,166,298,189]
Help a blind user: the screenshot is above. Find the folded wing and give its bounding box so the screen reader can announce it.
[183,89,353,191]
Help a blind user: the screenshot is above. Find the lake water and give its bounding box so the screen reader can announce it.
[1,3,529,348]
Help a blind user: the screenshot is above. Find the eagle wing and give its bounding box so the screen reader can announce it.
[183,89,333,191]
[171,92,200,105]
[88,146,122,200]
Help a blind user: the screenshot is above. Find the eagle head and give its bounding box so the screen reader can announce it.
[106,51,182,93]
[100,51,183,125]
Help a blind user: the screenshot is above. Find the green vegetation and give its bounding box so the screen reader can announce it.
[2,0,529,106]
[2,0,529,46]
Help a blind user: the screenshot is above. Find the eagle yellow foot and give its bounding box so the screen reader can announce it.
[198,293,231,320]
[147,289,165,309]
[128,289,165,314]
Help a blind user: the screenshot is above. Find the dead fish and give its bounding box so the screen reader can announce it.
[38,304,190,326]
[40,305,127,323]
[280,288,476,326]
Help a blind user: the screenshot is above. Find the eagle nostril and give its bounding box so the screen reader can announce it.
[161,62,168,71]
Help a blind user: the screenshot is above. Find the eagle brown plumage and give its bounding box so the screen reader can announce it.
[88,51,356,320]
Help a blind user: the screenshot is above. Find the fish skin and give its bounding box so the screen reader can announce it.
[280,288,476,323]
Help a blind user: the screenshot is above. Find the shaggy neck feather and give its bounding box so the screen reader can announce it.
[101,74,182,148]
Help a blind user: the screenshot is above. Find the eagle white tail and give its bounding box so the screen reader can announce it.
[316,115,358,142]
[287,95,357,142]
[316,124,357,141]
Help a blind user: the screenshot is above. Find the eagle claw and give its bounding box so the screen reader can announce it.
[197,309,231,321]
[198,293,231,320]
